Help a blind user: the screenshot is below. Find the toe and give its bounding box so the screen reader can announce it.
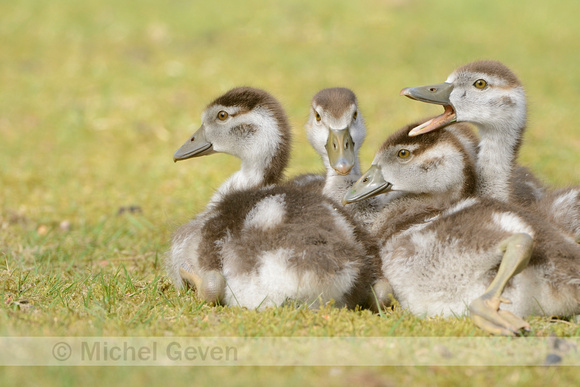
[469,297,528,336]
[370,278,394,311]
[179,266,202,290]
[498,310,530,331]
[471,314,517,336]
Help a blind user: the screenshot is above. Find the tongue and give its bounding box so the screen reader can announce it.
[408,105,456,136]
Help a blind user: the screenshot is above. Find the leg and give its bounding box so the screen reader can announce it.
[469,233,533,336]
[369,278,394,312]
[179,264,226,304]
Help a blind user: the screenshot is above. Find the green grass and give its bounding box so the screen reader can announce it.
[2,0,580,385]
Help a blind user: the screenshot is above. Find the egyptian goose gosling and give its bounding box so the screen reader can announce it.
[344,123,580,335]
[167,87,385,310]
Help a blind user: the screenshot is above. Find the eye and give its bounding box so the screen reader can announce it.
[352,111,358,120]
[473,79,487,89]
[397,149,411,159]
[315,112,321,122]
[217,111,229,121]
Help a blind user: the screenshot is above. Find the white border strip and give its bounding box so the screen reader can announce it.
[1,337,578,366]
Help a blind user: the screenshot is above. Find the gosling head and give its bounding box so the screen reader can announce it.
[401,60,527,136]
[174,87,291,168]
[343,123,477,204]
[305,88,366,176]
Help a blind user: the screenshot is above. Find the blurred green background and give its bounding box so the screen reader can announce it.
[2,0,579,229]
[2,0,580,385]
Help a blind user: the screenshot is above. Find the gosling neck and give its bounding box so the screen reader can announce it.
[474,119,525,202]
[209,139,290,205]
[322,154,362,202]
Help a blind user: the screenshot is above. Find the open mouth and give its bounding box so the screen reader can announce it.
[400,82,457,136]
[408,105,457,136]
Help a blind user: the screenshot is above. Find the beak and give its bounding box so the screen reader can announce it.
[173,125,215,162]
[326,128,356,175]
[342,165,392,205]
[400,83,457,136]
[400,82,454,105]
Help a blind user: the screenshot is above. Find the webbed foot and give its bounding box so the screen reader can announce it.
[369,278,394,312]
[469,233,533,336]
[470,295,530,336]
[179,265,226,304]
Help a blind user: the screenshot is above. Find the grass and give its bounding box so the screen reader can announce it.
[2,0,580,385]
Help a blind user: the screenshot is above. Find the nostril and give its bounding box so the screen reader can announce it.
[429,88,437,92]
[190,136,195,142]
